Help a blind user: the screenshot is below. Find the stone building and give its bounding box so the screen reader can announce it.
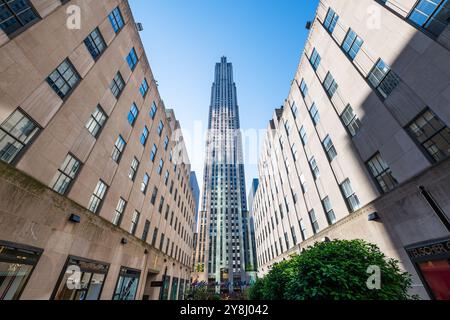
[252,0,450,300]
[0,0,196,300]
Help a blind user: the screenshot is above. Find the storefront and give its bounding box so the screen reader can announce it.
[406,236,450,300]
[0,241,42,300]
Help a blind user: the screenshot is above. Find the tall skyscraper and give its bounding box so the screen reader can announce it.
[197,57,248,293]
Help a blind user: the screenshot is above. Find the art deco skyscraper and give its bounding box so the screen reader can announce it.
[197,57,248,293]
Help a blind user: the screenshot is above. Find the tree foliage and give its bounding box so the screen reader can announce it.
[249,240,416,300]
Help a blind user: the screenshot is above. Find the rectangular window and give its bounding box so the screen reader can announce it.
[324,7,339,32]
[340,179,361,212]
[164,170,170,185]
[113,267,140,301]
[407,109,450,163]
[284,232,290,249]
[164,136,169,150]
[291,226,297,245]
[141,173,149,194]
[159,233,165,251]
[299,78,308,97]
[151,228,158,246]
[342,28,364,60]
[322,196,337,225]
[112,198,127,226]
[0,109,39,164]
[323,135,337,161]
[299,219,307,241]
[368,59,400,99]
[309,210,320,234]
[140,78,149,97]
[88,180,108,214]
[159,196,165,213]
[130,211,140,235]
[409,0,450,37]
[84,28,106,60]
[150,187,158,205]
[164,205,170,220]
[142,220,150,242]
[150,144,158,162]
[126,48,138,71]
[0,0,39,36]
[309,156,320,180]
[109,7,124,33]
[367,153,398,193]
[157,120,164,136]
[47,59,80,99]
[290,102,299,119]
[341,104,361,137]
[323,72,338,98]
[110,72,125,98]
[150,102,158,119]
[128,157,139,181]
[300,126,308,145]
[284,120,291,136]
[50,154,81,195]
[86,105,107,138]
[112,135,126,163]
[309,103,320,126]
[291,143,298,161]
[300,174,308,194]
[0,241,42,300]
[140,126,149,145]
[157,159,164,175]
[127,103,139,126]
[309,48,321,70]
[53,256,108,301]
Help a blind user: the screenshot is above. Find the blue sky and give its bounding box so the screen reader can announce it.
[128,0,319,199]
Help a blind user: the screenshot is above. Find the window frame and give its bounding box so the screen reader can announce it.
[85,105,108,139]
[47,59,81,100]
[0,240,43,300]
[84,27,106,60]
[341,28,364,60]
[88,180,108,214]
[50,153,82,196]
[108,7,124,34]
[366,152,398,194]
[0,108,41,165]
[405,108,450,164]
[110,72,125,99]
[0,0,40,39]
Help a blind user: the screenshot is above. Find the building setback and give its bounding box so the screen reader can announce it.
[252,0,450,300]
[0,0,196,300]
[195,57,249,293]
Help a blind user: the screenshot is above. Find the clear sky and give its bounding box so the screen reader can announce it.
[128,0,319,200]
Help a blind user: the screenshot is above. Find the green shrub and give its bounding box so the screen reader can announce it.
[249,240,416,300]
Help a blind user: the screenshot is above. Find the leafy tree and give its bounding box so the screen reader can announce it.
[248,278,265,300]
[250,240,417,300]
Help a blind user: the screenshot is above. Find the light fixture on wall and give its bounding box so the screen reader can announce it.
[68,214,81,223]
[368,212,381,221]
[121,238,128,245]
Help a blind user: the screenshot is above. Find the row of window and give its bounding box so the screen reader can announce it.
[323,8,401,101]
[0,241,188,300]
[381,0,450,37]
[0,6,128,165]
[0,4,196,252]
